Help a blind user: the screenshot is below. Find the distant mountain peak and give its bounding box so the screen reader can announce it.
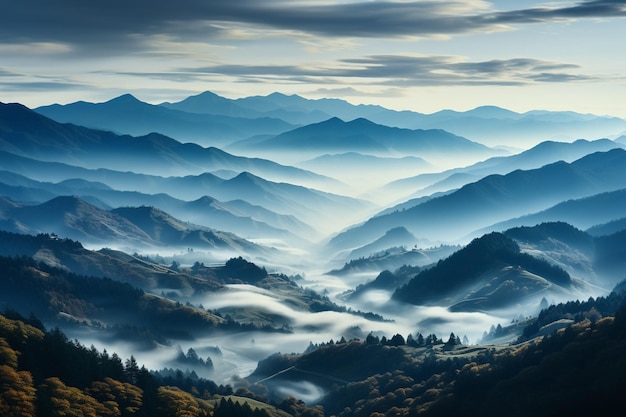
[384,226,416,239]
[106,93,142,105]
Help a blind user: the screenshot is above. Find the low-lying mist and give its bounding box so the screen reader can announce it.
[69,267,535,388]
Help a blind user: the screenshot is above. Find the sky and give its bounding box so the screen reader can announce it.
[1,0,625,116]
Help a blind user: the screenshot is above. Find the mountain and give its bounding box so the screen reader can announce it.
[0,168,313,244]
[392,232,585,310]
[383,138,624,200]
[0,156,355,241]
[162,91,626,147]
[328,149,626,251]
[35,93,296,146]
[228,117,499,161]
[0,196,269,256]
[163,90,333,125]
[298,152,434,191]
[0,230,223,292]
[347,227,420,261]
[374,105,626,147]
[199,171,374,235]
[0,102,336,189]
[503,222,626,288]
[477,188,626,237]
[587,217,626,237]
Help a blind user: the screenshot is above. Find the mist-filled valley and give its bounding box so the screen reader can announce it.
[2,91,626,416]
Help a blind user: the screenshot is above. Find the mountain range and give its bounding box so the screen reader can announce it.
[328,148,626,251]
[0,166,317,245]
[0,195,270,257]
[382,138,624,201]
[35,93,296,146]
[0,102,336,189]
[155,91,626,147]
[227,116,500,162]
[3,89,626,414]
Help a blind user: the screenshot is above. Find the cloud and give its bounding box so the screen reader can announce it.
[175,54,593,87]
[0,68,90,92]
[1,1,625,52]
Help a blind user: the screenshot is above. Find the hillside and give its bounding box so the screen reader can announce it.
[244,290,626,416]
[383,138,624,199]
[392,232,577,309]
[328,148,626,249]
[0,196,269,256]
[0,310,302,417]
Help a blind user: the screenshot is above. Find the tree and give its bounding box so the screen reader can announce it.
[366,333,380,345]
[125,356,140,384]
[444,333,459,350]
[156,386,208,417]
[388,334,406,346]
[0,365,36,417]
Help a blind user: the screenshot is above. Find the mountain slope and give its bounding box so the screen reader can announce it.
[478,188,626,236]
[328,149,626,250]
[348,227,420,260]
[383,138,624,199]
[229,117,497,159]
[0,196,268,255]
[392,232,580,310]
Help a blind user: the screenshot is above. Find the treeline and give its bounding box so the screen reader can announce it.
[318,290,626,416]
[517,285,626,342]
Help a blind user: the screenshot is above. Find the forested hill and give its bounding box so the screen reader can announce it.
[245,288,626,417]
[0,310,325,417]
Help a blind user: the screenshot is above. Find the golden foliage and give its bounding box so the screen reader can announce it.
[40,377,117,417]
[0,338,19,369]
[0,315,44,345]
[88,377,143,416]
[0,365,36,417]
[157,386,212,417]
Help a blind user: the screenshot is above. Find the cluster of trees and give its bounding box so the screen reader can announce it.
[517,286,626,342]
[365,332,465,348]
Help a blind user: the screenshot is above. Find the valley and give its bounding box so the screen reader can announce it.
[1,91,626,416]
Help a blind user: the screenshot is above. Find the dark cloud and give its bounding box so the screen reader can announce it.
[0,80,88,92]
[175,55,590,87]
[1,1,625,51]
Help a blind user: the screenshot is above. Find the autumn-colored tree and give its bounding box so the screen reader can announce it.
[156,386,211,417]
[39,377,116,417]
[88,377,143,416]
[0,364,36,417]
